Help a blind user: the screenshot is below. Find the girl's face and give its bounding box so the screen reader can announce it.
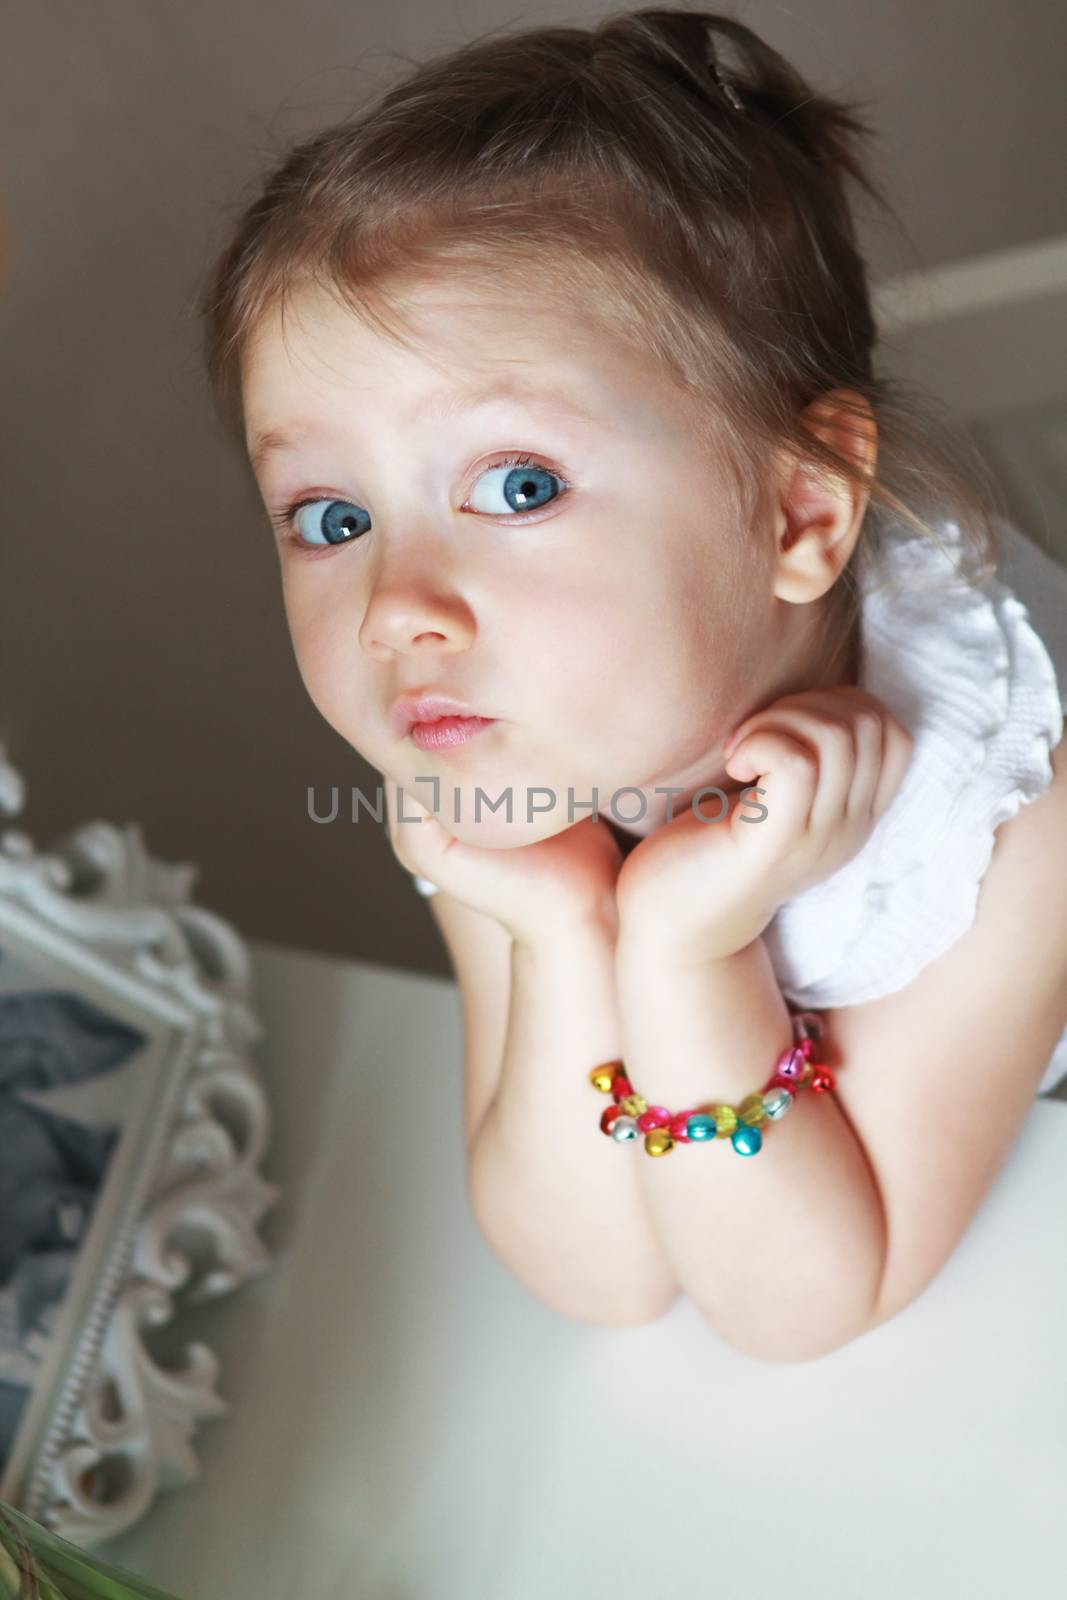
[241,277,783,847]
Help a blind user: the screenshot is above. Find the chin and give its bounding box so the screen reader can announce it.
[389,762,598,848]
[434,777,590,847]
[438,811,575,850]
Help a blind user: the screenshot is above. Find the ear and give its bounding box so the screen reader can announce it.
[770,389,878,603]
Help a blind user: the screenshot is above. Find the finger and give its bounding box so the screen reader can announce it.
[791,688,905,824]
[728,707,855,836]
[723,727,820,839]
[841,703,885,824]
[384,775,436,873]
[384,774,532,911]
[835,695,912,819]
[768,691,884,831]
[870,713,914,818]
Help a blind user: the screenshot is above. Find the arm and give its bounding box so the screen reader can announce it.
[614,931,886,1363]
[836,725,1067,1333]
[430,889,681,1325]
[615,727,1067,1364]
[426,887,514,1157]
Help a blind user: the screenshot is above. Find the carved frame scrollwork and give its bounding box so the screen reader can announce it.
[0,744,280,1547]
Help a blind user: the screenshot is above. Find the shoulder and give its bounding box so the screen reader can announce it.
[931,720,1067,1020]
[765,520,1065,1006]
[946,720,1067,1006]
[985,714,1067,890]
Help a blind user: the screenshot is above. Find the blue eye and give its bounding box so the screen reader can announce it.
[272,452,570,552]
[290,499,370,548]
[468,455,565,515]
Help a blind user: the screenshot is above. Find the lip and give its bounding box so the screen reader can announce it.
[390,691,495,739]
[409,715,496,751]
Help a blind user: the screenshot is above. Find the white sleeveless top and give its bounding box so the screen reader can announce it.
[412,514,1067,1097]
[761,513,1066,1096]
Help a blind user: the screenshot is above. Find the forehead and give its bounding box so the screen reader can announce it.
[240,277,689,450]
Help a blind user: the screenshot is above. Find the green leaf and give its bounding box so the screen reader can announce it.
[0,1500,185,1600]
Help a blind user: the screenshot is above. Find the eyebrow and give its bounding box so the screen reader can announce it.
[248,382,600,474]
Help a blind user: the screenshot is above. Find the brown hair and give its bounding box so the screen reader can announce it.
[197,6,1006,664]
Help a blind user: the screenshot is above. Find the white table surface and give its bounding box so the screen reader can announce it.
[99,938,1067,1599]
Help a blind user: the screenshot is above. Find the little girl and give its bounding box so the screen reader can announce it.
[197,8,1067,1362]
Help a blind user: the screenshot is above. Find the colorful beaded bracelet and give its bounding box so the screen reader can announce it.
[588,1009,835,1157]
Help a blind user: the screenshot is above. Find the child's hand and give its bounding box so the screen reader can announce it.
[614,685,914,965]
[384,776,625,944]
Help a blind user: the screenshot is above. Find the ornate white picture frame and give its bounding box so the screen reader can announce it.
[0,743,279,1549]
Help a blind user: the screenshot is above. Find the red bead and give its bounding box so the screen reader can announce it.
[810,1064,836,1094]
[637,1106,671,1132]
[669,1111,696,1142]
[600,1105,622,1134]
[611,1074,632,1102]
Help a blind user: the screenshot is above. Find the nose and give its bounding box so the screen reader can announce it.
[359,564,476,661]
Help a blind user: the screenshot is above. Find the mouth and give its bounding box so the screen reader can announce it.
[408,714,497,751]
[390,693,498,748]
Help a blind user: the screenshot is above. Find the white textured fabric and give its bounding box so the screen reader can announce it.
[763,514,1066,1096]
[412,515,1067,1096]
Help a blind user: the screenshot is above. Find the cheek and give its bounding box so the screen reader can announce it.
[586,584,759,772]
[489,575,613,698]
[283,584,375,738]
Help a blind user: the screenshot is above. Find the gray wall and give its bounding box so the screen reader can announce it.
[3,2,1066,979]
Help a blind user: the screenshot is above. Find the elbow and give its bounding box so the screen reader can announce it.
[470,1200,680,1328]
[558,1283,682,1329]
[466,1156,683,1329]
[691,1224,888,1366]
[716,1319,871,1366]
[690,1274,884,1366]
[498,1254,682,1329]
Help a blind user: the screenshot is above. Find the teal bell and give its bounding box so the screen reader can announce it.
[731,1123,763,1156]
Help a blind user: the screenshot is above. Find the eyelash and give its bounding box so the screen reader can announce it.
[268,452,572,551]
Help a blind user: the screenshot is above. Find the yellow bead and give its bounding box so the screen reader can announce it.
[712,1104,737,1138]
[645,1128,674,1156]
[621,1094,648,1117]
[589,1064,616,1094]
[738,1093,767,1127]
